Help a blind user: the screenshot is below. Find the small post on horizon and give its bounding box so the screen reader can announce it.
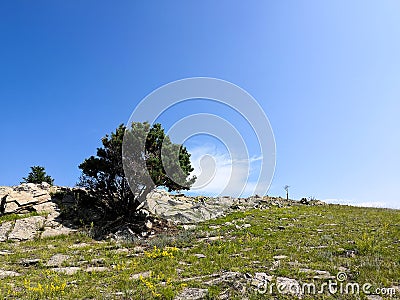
[284,185,290,200]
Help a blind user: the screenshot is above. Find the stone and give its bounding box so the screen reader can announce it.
[85,267,108,272]
[52,267,81,275]
[251,272,273,287]
[276,277,302,297]
[273,255,288,260]
[20,258,41,266]
[90,258,105,265]
[41,227,76,238]
[145,220,153,229]
[33,202,56,213]
[0,269,21,278]
[0,249,14,255]
[68,243,90,249]
[45,254,70,267]
[4,202,19,214]
[174,288,209,300]
[130,271,151,280]
[0,221,13,242]
[182,225,196,230]
[133,246,145,253]
[8,216,46,241]
[193,253,206,259]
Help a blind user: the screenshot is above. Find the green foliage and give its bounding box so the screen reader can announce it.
[21,166,54,185]
[78,122,196,219]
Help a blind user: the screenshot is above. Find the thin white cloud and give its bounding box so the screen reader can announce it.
[187,144,264,197]
[324,198,391,209]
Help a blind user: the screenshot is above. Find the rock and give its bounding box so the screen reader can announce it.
[276,277,302,297]
[174,288,209,300]
[41,226,76,239]
[133,246,145,253]
[68,243,90,249]
[0,269,21,278]
[273,255,288,260]
[0,221,13,242]
[8,216,46,241]
[193,253,206,259]
[203,272,242,286]
[45,254,70,267]
[251,272,273,287]
[145,220,153,229]
[209,225,221,230]
[0,249,13,255]
[113,248,129,254]
[20,258,41,266]
[130,271,151,280]
[52,267,81,275]
[182,225,196,230]
[85,267,109,272]
[90,258,105,265]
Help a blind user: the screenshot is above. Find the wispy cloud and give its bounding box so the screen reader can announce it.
[323,198,394,209]
[187,144,266,197]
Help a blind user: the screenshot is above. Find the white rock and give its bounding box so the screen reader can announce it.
[0,269,21,278]
[8,216,46,241]
[174,288,209,300]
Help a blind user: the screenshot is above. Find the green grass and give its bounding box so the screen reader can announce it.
[0,211,46,224]
[0,204,399,299]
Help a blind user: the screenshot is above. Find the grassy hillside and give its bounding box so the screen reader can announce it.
[0,204,399,299]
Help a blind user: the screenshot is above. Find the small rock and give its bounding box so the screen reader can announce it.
[0,269,21,278]
[20,258,41,267]
[182,225,196,230]
[130,271,151,280]
[45,254,70,267]
[174,288,209,300]
[0,250,14,256]
[276,277,302,297]
[113,248,129,254]
[145,220,153,229]
[69,243,89,249]
[85,267,109,273]
[273,255,288,260]
[209,225,221,230]
[132,246,144,253]
[193,253,206,259]
[90,258,105,266]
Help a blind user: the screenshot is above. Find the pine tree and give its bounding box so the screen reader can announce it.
[22,166,54,185]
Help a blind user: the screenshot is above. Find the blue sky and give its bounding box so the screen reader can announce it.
[0,1,399,208]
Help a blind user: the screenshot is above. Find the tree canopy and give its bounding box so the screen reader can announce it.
[78,122,196,219]
[21,166,54,185]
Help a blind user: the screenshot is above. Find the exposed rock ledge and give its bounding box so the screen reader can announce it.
[0,183,326,242]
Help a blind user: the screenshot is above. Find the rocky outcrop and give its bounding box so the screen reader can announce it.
[0,183,327,241]
[0,183,78,242]
[142,190,312,224]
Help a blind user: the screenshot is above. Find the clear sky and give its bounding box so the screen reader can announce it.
[1,1,399,208]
